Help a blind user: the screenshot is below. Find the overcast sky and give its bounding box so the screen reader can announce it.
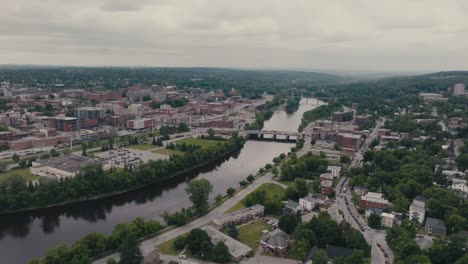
[1,0,468,72]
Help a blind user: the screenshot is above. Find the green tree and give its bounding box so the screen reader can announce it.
[185,179,213,215]
[247,174,255,182]
[340,155,350,164]
[173,236,187,250]
[215,194,223,203]
[368,213,382,229]
[106,258,118,264]
[456,153,468,171]
[79,232,107,256]
[119,233,142,264]
[446,214,467,234]
[296,239,311,260]
[295,178,309,198]
[44,243,70,264]
[187,228,212,257]
[346,250,364,264]
[212,241,231,263]
[228,224,238,239]
[278,214,298,234]
[207,128,215,138]
[12,153,20,163]
[226,187,235,196]
[312,248,328,264]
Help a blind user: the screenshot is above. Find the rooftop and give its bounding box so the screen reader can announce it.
[33,155,99,173]
[201,226,252,258]
[261,229,289,248]
[426,217,446,230]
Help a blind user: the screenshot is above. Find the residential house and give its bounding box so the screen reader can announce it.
[425,217,447,237]
[260,229,289,256]
[381,212,395,228]
[320,180,333,195]
[299,193,329,211]
[305,245,355,264]
[327,165,342,178]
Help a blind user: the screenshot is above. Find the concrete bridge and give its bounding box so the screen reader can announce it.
[246,130,303,142]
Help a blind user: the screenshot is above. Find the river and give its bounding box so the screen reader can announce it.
[0,98,320,264]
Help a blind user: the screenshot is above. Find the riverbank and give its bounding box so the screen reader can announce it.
[0,139,244,215]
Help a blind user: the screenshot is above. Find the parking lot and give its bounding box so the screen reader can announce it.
[95,147,167,169]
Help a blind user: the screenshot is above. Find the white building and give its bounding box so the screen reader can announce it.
[409,195,426,224]
[451,178,468,194]
[381,212,395,228]
[299,193,328,211]
[213,205,264,229]
[454,83,465,96]
[30,155,99,179]
[327,166,342,178]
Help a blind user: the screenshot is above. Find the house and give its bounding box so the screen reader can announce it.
[282,200,301,215]
[212,205,264,229]
[260,229,289,256]
[425,217,447,237]
[319,173,334,182]
[451,178,468,194]
[320,180,333,195]
[299,193,328,211]
[409,195,426,224]
[327,166,342,178]
[381,212,395,228]
[359,192,389,210]
[143,249,160,264]
[305,245,355,264]
[201,226,252,261]
[353,186,368,196]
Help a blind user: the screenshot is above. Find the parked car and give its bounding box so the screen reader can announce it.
[179,255,187,259]
[384,253,388,258]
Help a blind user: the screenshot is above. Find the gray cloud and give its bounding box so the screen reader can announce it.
[0,0,467,71]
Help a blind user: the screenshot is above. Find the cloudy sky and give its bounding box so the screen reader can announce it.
[1,0,468,72]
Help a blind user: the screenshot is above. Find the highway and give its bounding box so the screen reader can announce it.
[335,118,394,264]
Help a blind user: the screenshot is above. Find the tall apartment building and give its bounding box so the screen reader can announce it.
[453,83,465,96]
[409,195,426,224]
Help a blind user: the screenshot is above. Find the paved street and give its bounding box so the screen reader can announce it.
[335,118,394,264]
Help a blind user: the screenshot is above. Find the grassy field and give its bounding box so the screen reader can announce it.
[156,236,183,255]
[226,183,285,213]
[174,138,221,149]
[237,221,273,252]
[152,148,184,156]
[130,143,157,151]
[0,167,38,184]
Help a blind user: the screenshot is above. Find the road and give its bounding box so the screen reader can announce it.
[335,118,394,264]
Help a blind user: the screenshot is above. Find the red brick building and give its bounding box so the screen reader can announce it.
[359,192,389,209]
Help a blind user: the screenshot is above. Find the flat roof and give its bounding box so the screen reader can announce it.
[201,226,252,258]
[33,155,99,173]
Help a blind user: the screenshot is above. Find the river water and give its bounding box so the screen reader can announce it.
[0,98,319,264]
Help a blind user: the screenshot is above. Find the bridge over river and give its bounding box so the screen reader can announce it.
[245,130,303,142]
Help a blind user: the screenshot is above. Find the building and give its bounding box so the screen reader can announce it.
[74,107,105,119]
[282,200,301,215]
[451,178,468,194]
[319,173,334,182]
[334,133,362,151]
[425,217,447,237]
[299,193,329,211]
[381,212,395,228]
[418,93,448,103]
[30,155,100,179]
[212,205,264,229]
[453,83,465,96]
[354,114,373,126]
[53,115,79,132]
[142,250,160,264]
[359,192,389,209]
[327,166,342,178]
[409,195,426,224]
[260,229,289,256]
[127,118,155,130]
[320,180,333,195]
[332,110,353,122]
[201,226,252,261]
[353,186,368,196]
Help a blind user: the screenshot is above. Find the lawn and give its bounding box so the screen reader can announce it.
[174,138,222,149]
[156,236,183,255]
[0,167,38,184]
[226,183,285,213]
[130,143,157,151]
[152,148,185,156]
[236,221,273,252]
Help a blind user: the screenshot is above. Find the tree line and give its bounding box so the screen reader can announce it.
[0,134,244,212]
